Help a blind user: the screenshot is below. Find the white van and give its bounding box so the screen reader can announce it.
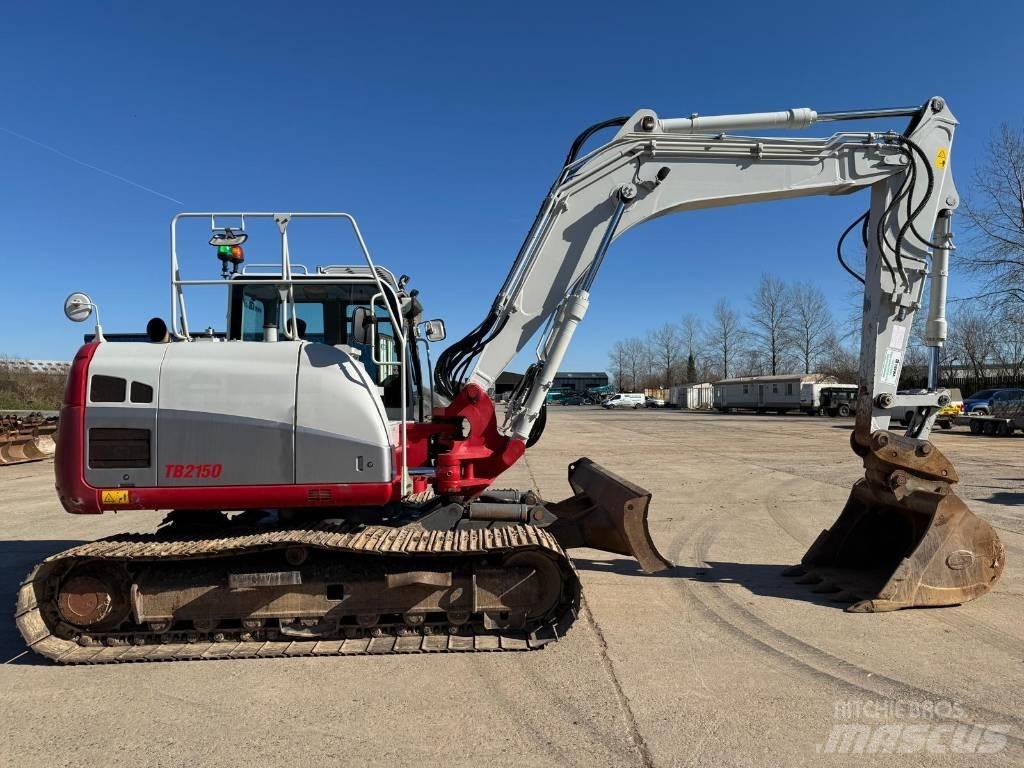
[602,393,645,409]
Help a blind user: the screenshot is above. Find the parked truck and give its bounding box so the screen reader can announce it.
[817,385,860,417]
[958,388,1024,436]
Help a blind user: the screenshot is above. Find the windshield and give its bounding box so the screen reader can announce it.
[969,390,995,400]
[230,281,402,387]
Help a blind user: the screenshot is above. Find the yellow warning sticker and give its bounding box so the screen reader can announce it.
[101,489,130,505]
[935,148,949,168]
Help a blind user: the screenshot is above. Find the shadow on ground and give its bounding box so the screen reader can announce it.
[986,491,1024,506]
[1,540,84,665]
[572,556,859,609]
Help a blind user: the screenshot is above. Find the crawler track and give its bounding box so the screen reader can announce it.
[16,519,580,664]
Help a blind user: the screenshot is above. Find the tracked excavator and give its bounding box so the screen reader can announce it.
[18,97,1004,663]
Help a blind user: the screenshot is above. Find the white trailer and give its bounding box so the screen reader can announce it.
[669,383,714,409]
[713,374,840,414]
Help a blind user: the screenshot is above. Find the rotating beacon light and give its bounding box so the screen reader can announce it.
[210,226,248,277]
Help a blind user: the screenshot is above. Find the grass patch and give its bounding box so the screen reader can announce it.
[0,360,66,411]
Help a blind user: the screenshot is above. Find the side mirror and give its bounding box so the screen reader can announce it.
[64,292,94,322]
[64,291,106,342]
[351,306,373,346]
[422,319,446,342]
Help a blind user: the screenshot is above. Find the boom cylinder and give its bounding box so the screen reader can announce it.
[661,108,817,133]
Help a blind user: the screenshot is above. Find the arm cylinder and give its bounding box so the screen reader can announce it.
[926,210,953,389]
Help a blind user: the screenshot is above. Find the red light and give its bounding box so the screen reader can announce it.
[230,245,244,263]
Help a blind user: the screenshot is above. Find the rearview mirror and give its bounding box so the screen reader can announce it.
[64,292,94,323]
[422,319,446,342]
[63,291,106,342]
[351,306,373,346]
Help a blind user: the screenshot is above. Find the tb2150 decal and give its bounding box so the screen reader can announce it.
[164,463,223,479]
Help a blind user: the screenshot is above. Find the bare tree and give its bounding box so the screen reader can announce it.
[993,306,1024,377]
[638,339,658,390]
[789,282,835,373]
[735,348,767,377]
[707,300,742,379]
[648,323,683,388]
[748,274,794,375]
[679,313,703,382]
[622,337,648,391]
[817,334,860,384]
[960,124,1024,307]
[900,344,930,389]
[946,306,997,379]
[607,340,629,390]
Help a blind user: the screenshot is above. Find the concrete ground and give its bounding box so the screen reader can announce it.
[1,409,1021,767]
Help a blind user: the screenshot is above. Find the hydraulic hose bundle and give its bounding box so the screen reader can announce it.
[836,120,947,286]
[434,116,629,402]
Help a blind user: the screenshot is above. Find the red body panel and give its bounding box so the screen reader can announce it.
[55,344,523,514]
[432,383,525,495]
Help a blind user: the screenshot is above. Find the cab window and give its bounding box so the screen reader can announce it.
[240,295,266,341]
[229,280,403,390]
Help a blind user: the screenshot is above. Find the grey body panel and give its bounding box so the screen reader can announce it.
[295,344,392,484]
[85,407,159,488]
[82,340,394,490]
[157,342,301,486]
[84,343,168,488]
[158,409,294,486]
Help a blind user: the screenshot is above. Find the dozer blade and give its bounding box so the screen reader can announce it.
[26,434,56,460]
[786,431,1004,612]
[0,436,33,465]
[546,457,672,573]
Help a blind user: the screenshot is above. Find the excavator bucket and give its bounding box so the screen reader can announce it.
[784,431,1004,611]
[547,457,672,573]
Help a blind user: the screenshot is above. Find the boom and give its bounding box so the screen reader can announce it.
[436,99,957,446]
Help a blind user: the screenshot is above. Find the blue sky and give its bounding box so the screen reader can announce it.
[2,2,1022,371]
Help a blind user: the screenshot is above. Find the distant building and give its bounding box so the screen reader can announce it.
[494,371,524,400]
[1,359,70,376]
[552,371,609,395]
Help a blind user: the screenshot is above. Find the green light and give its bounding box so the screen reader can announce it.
[218,245,231,256]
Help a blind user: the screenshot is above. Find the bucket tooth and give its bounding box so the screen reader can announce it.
[799,431,1004,612]
[546,457,672,573]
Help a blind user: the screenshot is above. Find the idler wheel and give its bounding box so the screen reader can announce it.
[56,566,129,630]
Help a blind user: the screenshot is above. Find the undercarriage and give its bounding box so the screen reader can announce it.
[19,511,579,663]
[18,458,668,664]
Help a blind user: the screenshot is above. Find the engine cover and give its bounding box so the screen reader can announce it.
[81,341,394,490]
